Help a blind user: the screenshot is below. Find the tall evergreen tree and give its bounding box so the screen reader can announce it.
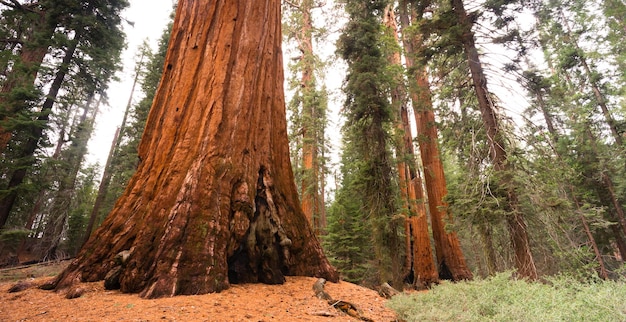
[0,0,128,231]
[399,0,473,281]
[531,0,626,271]
[383,4,438,288]
[448,0,537,279]
[51,0,338,298]
[336,0,404,288]
[0,0,59,152]
[283,0,329,235]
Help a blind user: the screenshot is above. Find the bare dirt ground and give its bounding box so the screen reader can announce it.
[0,261,398,321]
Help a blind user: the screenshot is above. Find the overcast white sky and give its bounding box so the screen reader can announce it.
[85,0,174,169]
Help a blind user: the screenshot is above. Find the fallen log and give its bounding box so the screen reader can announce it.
[378,282,400,299]
[312,278,374,322]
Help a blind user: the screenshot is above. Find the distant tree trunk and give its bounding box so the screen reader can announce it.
[477,223,498,275]
[51,0,338,298]
[82,56,143,244]
[451,0,537,280]
[0,4,55,153]
[0,37,78,230]
[114,53,143,153]
[297,0,324,235]
[610,224,626,261]
[399,0,473,281]
[39,94,98,260]
[384,5,438,288]
[83,127,119,245]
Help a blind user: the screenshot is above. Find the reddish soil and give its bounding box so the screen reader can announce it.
[0,261,398,321]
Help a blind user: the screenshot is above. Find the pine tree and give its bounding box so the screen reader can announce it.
[447,0,537,279]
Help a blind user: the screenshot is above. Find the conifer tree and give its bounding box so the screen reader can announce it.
[283,0,329,235]
[382,4,438,288]
[449,0,537,279]
[399,0,473,281]
[0,0,58,152]
[336,0,404,288]
[0,0,127,231]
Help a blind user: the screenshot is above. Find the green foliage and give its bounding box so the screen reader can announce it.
[388,272,626,321]
[0,0,130,234]
[0,228,30,249]
[334,0,403,285]
[323,172,374,284]
[63,164,98,256]
[283,0,330,216]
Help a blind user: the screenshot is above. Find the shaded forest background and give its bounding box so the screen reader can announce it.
[1,0,625,290]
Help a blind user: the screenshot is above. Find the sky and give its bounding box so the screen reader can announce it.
[85,0,174,169]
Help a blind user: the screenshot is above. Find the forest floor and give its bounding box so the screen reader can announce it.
[0,260,399,321]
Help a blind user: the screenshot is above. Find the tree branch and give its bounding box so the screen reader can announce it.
[283,0,300,9]
[0,0,22,9]
[0,38,23,45]
[0,0,38,13]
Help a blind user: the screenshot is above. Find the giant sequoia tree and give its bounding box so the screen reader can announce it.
[51,0,338,298]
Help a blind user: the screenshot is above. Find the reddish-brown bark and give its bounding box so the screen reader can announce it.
[51,0,337,298]
[296,0,324,235]
[399,0,473,281]
[384,6,438,288]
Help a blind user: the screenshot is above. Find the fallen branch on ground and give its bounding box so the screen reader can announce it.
[312,278,374,322]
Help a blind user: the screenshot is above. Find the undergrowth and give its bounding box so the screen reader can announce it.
[387,271,626,321]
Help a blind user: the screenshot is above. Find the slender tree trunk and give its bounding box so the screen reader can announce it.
[557,8,623,147]
[477,223,498,275]
[0,37,78,230]
[83,127,120,245]
[114,53,144,153]
[451,0,537,279]
[530,79,609,279]
[399,0,473,281]
[580,214,608,279]
[610,224,626,261]
[39,95,98,260]
[82,56,144,242]
[51,0,337,298]
[384,5,438,288]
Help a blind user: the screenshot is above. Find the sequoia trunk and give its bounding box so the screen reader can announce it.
[384,6,438,288]
[51,0,337,298]
[399,0,472,281]
[298,0,324,235]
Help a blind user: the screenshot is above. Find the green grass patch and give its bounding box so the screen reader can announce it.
[387,272,626,321]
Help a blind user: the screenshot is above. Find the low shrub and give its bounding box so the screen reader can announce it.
[387,271,626,321]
